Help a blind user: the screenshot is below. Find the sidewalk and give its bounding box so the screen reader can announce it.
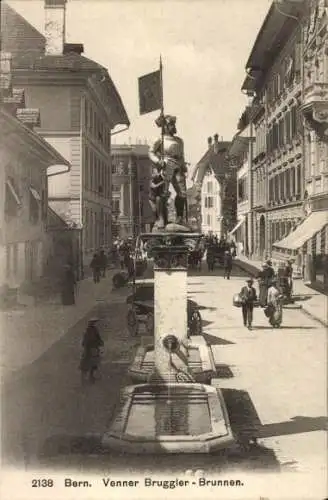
[0,268,126,379]
[234,256,328,327]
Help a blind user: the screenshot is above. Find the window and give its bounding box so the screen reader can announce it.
[29,188,40,224]
[291,106,297,138]
[207,182,213,193]
[112,184,120,192]
[285,111,291,143]
[207,214,211,226]
[204,196,213,208]
[112,198,120,215]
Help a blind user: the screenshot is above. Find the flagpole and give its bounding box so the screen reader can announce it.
[159,55,164,163]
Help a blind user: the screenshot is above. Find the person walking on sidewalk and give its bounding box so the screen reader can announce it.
[240,278,257,330]
[90,253,101,283]
[223,250,233,279]
[257,262,275,307]
[80,318,104,384]
[266,279,283,328]
[60,263,76,306]
[99,250,108,278]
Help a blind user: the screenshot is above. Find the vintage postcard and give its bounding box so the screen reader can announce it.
[0,0,327,499]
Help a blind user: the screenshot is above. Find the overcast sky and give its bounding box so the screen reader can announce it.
[8,0,272,166]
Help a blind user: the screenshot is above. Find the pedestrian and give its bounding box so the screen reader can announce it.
[240,278,257,330]
[285,259,294,301]
[257,262,275,307]
[90,253,101,283]
[206,246,215,271]
[60,263,76,305]
[99,249,108,278]
[79,318,104,384]
[223,250,233,279]
[266,278,283,328]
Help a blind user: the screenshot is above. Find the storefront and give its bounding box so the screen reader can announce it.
[272,210,328,290]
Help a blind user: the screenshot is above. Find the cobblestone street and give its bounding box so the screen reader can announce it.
[1,264,326,498]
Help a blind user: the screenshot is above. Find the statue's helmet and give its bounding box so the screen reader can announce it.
[155,114,176,128]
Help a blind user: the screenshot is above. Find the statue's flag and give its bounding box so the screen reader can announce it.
[138,70,162,115]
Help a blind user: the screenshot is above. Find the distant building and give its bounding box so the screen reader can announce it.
[111,144,153,239]
[1,1,129,269]
[0,52,70,299]
[191,135,236,238]
[227,119,254,256]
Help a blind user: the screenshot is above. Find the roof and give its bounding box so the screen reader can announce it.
[2,3,129,128]
[242,0,306,90]
[1,2,45,56]
[228,134,251,159]
[191,141,231,186]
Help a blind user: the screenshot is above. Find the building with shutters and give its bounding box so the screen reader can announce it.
[0,52,70,297]
[191,135,236,238]
[1,1,129,268]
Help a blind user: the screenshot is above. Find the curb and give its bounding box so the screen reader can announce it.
[234,259,327,327]
[300,304,328,328]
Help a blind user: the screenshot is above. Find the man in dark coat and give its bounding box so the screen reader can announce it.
[80,318,104,383]
[61,264,76,306]
[240,278,257,330]
[99,250,108,278]
[223,250,233,279]
[90,253,101,283]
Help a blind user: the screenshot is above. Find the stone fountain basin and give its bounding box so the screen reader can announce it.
[128,335,216,384]
[102,383,234,454]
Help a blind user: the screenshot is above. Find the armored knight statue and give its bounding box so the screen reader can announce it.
[148,114,188,231]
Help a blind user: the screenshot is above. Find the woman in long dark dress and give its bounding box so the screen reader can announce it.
[61,264,76,306]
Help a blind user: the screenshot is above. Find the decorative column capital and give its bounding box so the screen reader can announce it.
[153,245,188,270]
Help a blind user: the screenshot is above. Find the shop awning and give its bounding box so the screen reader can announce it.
[229,216,245,236]
[273,211,328,251]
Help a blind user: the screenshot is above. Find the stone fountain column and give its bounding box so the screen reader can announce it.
[150,243,194,384]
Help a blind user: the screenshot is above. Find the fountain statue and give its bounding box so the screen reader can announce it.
[102,115,235,456]
[148,114,189,232]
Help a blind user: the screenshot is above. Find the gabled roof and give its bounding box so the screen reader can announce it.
[242,0,306,91]
[1,3,45,56]
[2,2,129,128]
[191,141,231,186]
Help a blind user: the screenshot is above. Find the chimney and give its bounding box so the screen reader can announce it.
[44,0,67,56]
[213,133,219,153]
[207,137,212,149]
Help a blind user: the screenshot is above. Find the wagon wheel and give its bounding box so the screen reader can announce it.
[145,312,154,335]
[127,308,138,336]
[189,310,202,336]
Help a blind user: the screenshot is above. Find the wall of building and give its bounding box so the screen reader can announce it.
[201,171,221,236]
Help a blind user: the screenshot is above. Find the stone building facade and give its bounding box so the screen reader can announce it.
[242,1,305,262]
[111,144,153,239]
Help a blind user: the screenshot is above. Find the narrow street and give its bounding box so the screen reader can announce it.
[1,264,326,495]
